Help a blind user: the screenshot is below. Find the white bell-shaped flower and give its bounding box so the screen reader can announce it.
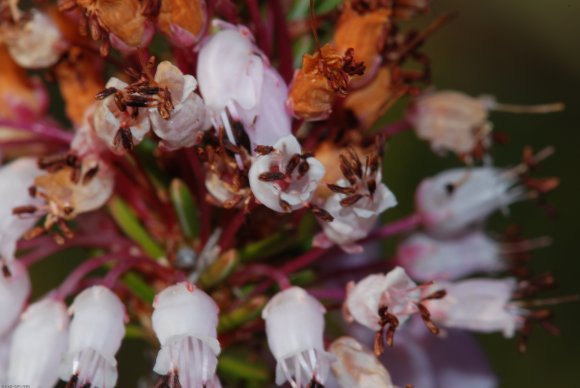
[5,10,66,69]
[408,90,494,155]
[397,231,505,281]
[425,278,522,337]
[0,260,30,338]
[249,135,325,213]
[60,286,126,387]
[8,298,69,388]
[93,77,151,153]
[329,337,394,388]
[149,61,207,150]
[152,282,221,388]
[0,332,11,380]
[416,167,525,237]
[0,157,43,261]
[262,286,333,387]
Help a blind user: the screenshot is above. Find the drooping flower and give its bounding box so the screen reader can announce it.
[408,90,494,156]
[329,336,394,388]
[148,61,207,150]
[262,287,333,387]
[0,158,43,261]
[2,9,67,68]
[7,298,69,388]
[397,231,506,281]
[344,267,445,354]
[249,135,325,213]
[151,282,221,388]
[157,0,207,47]
[416,167,525,238]
[0,260,30,338]
[60,286,126,387]
[424,278,523,337]
[93,77,152,153]
[314,148,397,252]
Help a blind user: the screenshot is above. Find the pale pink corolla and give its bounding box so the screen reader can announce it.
[152,282,221,388]
[314,174,397,253]
[149,61,207,150]
[0,260,30,338]
[93,77,151,153]
[60,286,126,387]
[249,135,325,213]
[425,278,522,337]
[262,287,333,387]
[0,158,43,261]
[397,231,505,282]
[0,331,11,379]
[70,106,107,157]
[408,90,494,155]
[416,167,524,238]
[344,267,422,331]
[3,10,67,69]
[8,298,69,388]
[329,336,394,388]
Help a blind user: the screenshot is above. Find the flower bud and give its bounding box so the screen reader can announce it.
[249,135,325,213]
[149,61,207,150]
[408,91,494,155]
[8,299,69,388]
[329,337,394,388]
[4,10,66,69]
[425,278,522,337]
[152,282,221,387]
[262,287,333,387]
[93,77,151,153]
[416,167,524,237]
[0,158,43,261]
[397,231,505,281]
[60,286,126,387]
[0,261,30,338]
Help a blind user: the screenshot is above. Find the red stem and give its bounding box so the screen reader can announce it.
[0,118,73,143]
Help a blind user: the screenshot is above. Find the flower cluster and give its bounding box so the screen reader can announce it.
[0,0,572,387]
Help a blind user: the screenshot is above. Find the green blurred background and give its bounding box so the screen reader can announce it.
[34,0,579,387]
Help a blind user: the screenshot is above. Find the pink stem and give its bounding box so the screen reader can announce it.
[236,264,291,290]
[365,213,422,241]
[219,211,246,250]
[281,247,331,274]
[102,257,184,288]
[0,118,73,143]
[307,287,346,301]
[267,0,294,82]
[246,0,270,55]
[185,149,212,242]
[377,119,411,138]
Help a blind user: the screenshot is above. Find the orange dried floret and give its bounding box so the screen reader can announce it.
[157,0,207,45]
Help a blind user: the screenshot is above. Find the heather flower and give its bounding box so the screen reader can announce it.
[7,298,69,388]
[0,332,11,379]
[329,336,394,388]
[408,90,494,156]
[2,10,66,69]
[416,167,525,237]
[344,267,444,354]
[0,260,30,338]
[0,158,43,261]
[262,287,333,387]
[249,135,325,213]
[60,286,126,387]
[148,61,207,150]
[93,77,151,153]
[425,278,522,337]
[151,282,221,387]
[397,231,506,281]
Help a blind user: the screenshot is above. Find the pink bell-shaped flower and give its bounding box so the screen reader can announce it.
[151,282,221,388]
[397,231,506,281]
[7,298,69,388]
[0,157,43,261]
[262,286,333,387]
[249,135,325,213]
[60,286,126,387]
[416,167,524,238]
[0,260,30,338]
[148,61,207,150]
[425,278,522,337]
